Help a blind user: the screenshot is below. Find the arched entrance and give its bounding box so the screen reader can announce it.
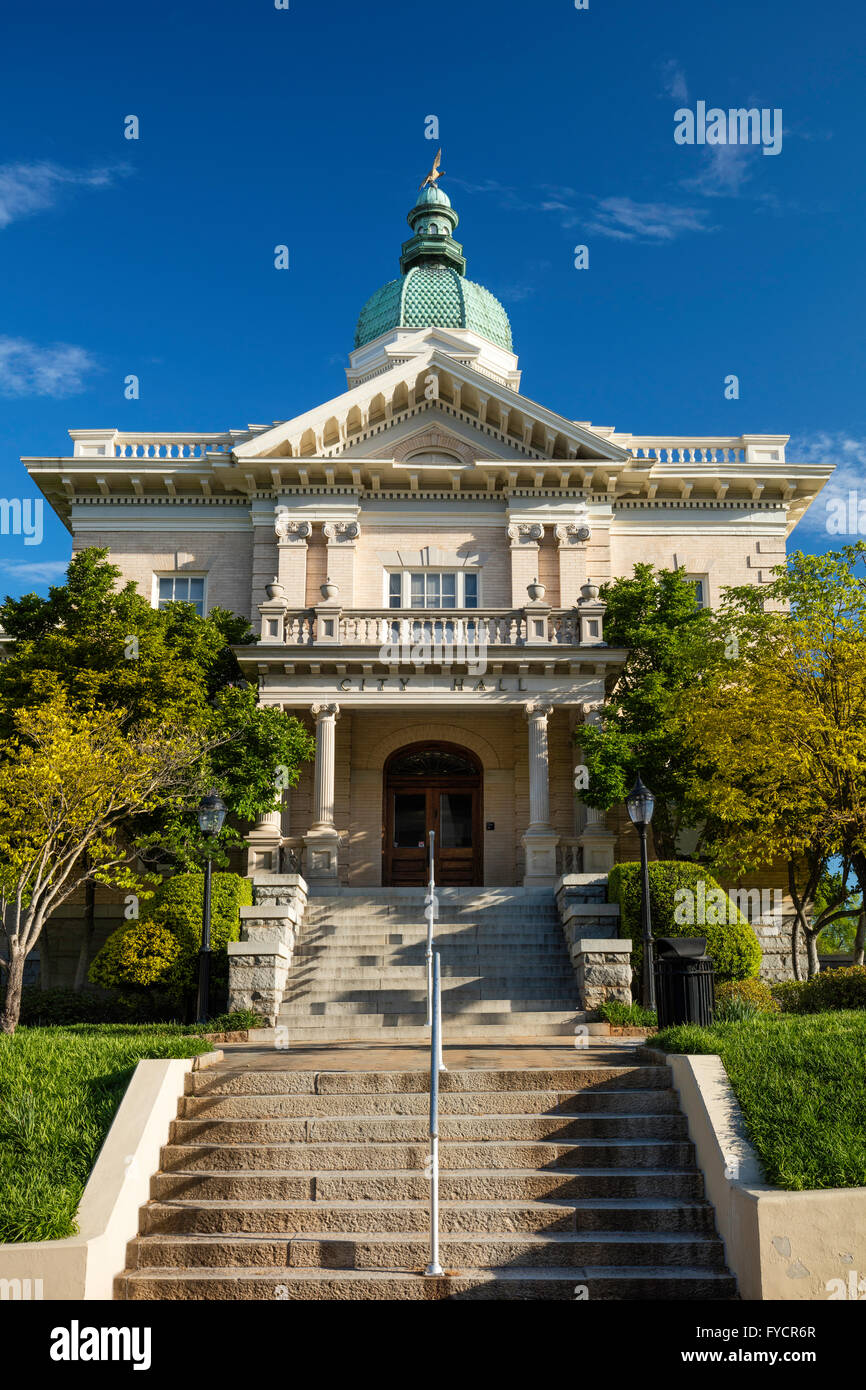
[383,742,483,886]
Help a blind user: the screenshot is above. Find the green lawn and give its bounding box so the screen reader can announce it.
[0,1024,214,1243]
[651,1010,866,1191]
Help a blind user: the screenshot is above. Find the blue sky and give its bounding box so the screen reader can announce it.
[1,0,864,598]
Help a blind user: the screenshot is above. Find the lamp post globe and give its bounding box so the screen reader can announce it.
[195,790,227,1024]
[625,775,657,1013]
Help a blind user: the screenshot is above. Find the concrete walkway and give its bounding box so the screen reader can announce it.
[214,1036,642,1073]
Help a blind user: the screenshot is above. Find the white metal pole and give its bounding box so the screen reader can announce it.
[425,949,444,1277]
[425,829,435,1027]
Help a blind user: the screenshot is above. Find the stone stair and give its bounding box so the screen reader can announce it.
[115,1059,737,1301]
[277,887,591,1041]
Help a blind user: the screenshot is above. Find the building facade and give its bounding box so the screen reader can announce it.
[25,179,831,920]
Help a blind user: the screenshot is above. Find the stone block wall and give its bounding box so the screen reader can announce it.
[555,874,632,1011]
[228,874,308,1025]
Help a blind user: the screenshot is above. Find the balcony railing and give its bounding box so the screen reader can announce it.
[266,607,605,650]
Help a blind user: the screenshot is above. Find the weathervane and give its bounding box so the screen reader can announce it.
[419,148,445,190]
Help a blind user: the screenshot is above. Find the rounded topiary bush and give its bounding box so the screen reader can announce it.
[89,872,252,1008]
[608,860,762,988]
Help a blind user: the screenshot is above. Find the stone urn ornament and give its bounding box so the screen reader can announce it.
[580,579,600,602]
[320,577,340,602]
[526,578,546,602]
[266,577,286,601]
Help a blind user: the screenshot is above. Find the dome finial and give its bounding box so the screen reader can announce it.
[401,165,465,276]
[419,147,445,191]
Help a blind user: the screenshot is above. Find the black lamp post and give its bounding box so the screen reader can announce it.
[195,790,227,1024]
[625,774,656,1012]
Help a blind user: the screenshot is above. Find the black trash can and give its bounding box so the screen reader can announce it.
[653,937,715,1027]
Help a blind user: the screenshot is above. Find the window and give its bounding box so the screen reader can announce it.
[387,570,479,609]
[156,574,206,615]
[684,575,708,608]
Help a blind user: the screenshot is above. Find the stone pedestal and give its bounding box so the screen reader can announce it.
[227,874,308,1025]
[571,939,632,1011]
[245,807,282,875]
[578,806,617,873]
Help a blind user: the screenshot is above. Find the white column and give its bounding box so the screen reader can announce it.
[577,699,617,872]
[311,702,340,829]
[304,702,341,882]
[522,701,558,886]
[525,701,553,830]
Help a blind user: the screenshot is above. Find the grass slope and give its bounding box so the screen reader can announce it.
[0,1024,214,1243]
[652,1011,866,1191]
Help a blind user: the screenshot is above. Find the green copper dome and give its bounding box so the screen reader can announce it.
[354,180,513,353]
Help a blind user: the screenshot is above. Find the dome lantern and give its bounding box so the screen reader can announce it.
[354,164,513,354]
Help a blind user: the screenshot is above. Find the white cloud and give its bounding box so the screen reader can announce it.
[0,560,69,585]
[0,337,99,397]
[585,196,712,241]
[680,144,755,198]
[660,59,689,105]
[789,432,866,534]
[0,161,127,230]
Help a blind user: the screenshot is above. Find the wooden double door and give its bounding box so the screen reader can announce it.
[383,743,482,887]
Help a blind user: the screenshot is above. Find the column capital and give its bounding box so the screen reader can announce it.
[524,700,554,722]
[311,701,340,722]
[581,700,605,727]
[508,521,544,545]
[554,520,592,546]
[275,510,312,544]
[323,520,361,543]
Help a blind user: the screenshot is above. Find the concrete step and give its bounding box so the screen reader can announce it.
[150,1166,707,1204]
[116,1264,736,1300]
[140,1196,718,1237]
[169,1113,689,1145]
[280,997,580,1015]
[159,1138,696,1173]
[179,1088,682,1120]
[287,968,577,983]
[185,1066,672,1097]
[273,1019,590,1038]
[128,1229,727,1271]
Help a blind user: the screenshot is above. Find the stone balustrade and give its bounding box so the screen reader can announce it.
[621,435,786,465]
[276,607,603,649]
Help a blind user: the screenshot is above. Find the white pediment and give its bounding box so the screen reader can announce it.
[233,350,629,467]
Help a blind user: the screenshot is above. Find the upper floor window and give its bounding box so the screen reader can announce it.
[684,575,708,608]
[387,570,479,610]
[156,574,206,616]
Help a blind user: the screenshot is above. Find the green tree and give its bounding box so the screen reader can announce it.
[578,564,720,858]
[0,548,315,873]
[681,544,866,977]
[0,693,211,1034]
[814,871,862,956]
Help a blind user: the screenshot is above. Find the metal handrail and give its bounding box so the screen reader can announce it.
[425,830,436,1027]
[425,949,446,1276]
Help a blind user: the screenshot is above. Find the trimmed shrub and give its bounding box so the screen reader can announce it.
[798,965,866,1015]
[716,978,780,1019]
[0,988,181,1027]
[89,872,252,1008]
[608,860,762,986]
[771,979,810,1014]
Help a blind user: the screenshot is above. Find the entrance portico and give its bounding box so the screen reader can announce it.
[244,651,622,888]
